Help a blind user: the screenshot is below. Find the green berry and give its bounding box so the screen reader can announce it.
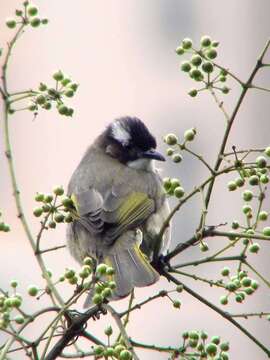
[14,315,25,324]
[28,285,38,296]
[35,193,44,202]
[41,18,49,25]
[54,213,64,223]
[260,174,269,184]
[256,156,267,168]
[258,211,268,221]
[174,186,185,198]
[105,348,115,356]
[189,331,199,340]
[173,300,181,308]
[244,287,254,295]
[176,284,183,293]
[200,35,212,47]
[106,267,115,276]
[182,331,189,339]
[251,280,259,290]
[48,221,56,229]
[222,86,230,94]
[44,194,53,203]
[205,343,217,356]
[227,181,237,191]
[170,178,181,190]
[163,177,171,191]
[211,336,220,345]
[10,297,22,308]
[242,190,253,202]
[10,280,18,288]
[64,89,74,98]
[188,339,198,348]
[189,68,203,81]
[94,345,104,356]
[191,55,202,66]
[172,153,182,163]
[33,207,43,217]
[96,263,107,275]
[263,227,270,236]
[61,197,73,208]
[42,204,50,212]
[264,147,270,157]
[249,175,259,186]
[249,243,260,253]
[212,41,219,47]
[61,78,71,86]
[164,133,178,145]
[15,10,23,16]
[6,18,16,29]
[175,46,185,55]
[53,70,64,81]
[30,17,41,27]
[201,331,208,340]
[28,5,38,16]
[242,204,252,214]
[58,104,68,115]
[69,83,79,91]
[64,269,75,279]
[202,61,214,73]
[39,83,47,91]
[102,287,113,298]
[219,75,227,82]
[235,177,245,187]
[241,277,251,287]
[166,148,174,156]
[104,325,113,336]
[239,270,247,279]
[83,257,94,266]
[108,281,116,289]
[182,38,193,49]
[53,186,64,196]
[180,61,191,72]
[36,94,46,105]
[184,128,196,141]
[221,267,230,276]
[199,242,209,252]
[115,345,126,356]
[188,89,198,97]
[68,275,78,285]
[231,221,239,229]
[220,342,229,352]
[28,103,37,111]
[226,282,237,292]
[206,49,217,59]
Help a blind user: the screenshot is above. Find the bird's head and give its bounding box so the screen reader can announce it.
[102,116,165,170]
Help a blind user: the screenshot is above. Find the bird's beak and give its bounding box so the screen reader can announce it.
[142,149,166,161]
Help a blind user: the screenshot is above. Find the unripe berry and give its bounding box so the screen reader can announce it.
[36,94,46,105]
[241,277,251,287]
[102,287,113,298]
[200,35,212,47]
[258,211,268,221]
[188,339,198,348]
[172,153,182,163]
[244,287,254,295]
[30,17,41,27]
[231,221,239,229]
[173,300,181,308]
[106,267,115,276]
[249,175,259,186]
[242,190,253,202]
[53,71,64,81]
[181,61,191,72]
[175,46,185,55]
[176,284,183,293]
[166,148,174,156]
[6,18,16,29]
[28,285,38,296]
[220,296,228,305]
[115,345,126,356]
[10,280,18,288]
[64,269,75,279]
[41,18,49,25]
[201,331,208,340]
[188,89,198,97]
[256,156,267,168]
[212,41,219,47]
[33,207,43,217]
[108,281,116,289]
[249,243,260,253]
[163,177,171,191]
[54,213,64,223]
[202,61,214,73]
[222,86,230,94]
[48,221,56,229]
[170,178,181,190]
[174,186,185,198]
[221,267,230,276]
[191,55,202,66]
[53,186,64,196]
[205,343,217,356]
[227,181,237,191]
[182,38,193,49]
[235,177,245,187]
[211,336,220,345]
[14,315,25,324]
[189,68,203,81]
[206,49,217,59]
[264,147,270,157]
[263,227,270,236]
[220,342,230,352]
[94,345,104,356]
[58,104,68,115]
[28,5,38,16]
[219,75,227,82]
[199,242,209,252]
[104,325,113,336]
[96,263,107,275]
[44,194,53,203]
[64,89,74,98]
[182,331,189,339]
[242,204,252,214]
[189,331,199,340]
[260,174,269,184]
[83,257,94,266]
[184,128,196,141]
[62,197,73,208]
[119,350,132,360]
[226,282,237,292]
[164,133,178,145]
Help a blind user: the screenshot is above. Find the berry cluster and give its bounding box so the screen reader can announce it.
[6,1,48,30]
[0,212,10,232]
[94,343,132,360]
[28,71,78,117]
[180,330,230,359]
[219,268,259,305]
[92,264,116,304]
[33,186,74,229]
[163,177,185,199]
[175,36,230,97]
[0,285,23,329]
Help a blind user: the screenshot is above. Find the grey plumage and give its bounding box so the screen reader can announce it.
[66,117,171,305]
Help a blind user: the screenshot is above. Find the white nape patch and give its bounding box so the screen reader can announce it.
[127,158,155,172]
[111,121,131,145]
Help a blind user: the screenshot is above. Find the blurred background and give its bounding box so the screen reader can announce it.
[1,0,270,358]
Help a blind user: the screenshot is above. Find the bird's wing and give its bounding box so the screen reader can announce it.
[71,188,155,245]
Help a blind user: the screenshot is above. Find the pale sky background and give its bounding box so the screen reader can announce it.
[1,1,270,359]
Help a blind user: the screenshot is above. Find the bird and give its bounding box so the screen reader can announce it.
[66,116,171,306]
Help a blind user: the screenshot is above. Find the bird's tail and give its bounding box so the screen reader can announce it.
[83,243,159,307]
